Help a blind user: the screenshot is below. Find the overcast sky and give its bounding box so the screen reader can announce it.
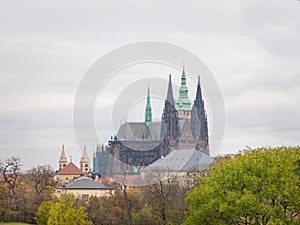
[1,0,300,170]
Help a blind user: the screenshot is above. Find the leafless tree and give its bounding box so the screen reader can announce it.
[0,156,22,195]
[143,170,177,225]
[29,165,57,198]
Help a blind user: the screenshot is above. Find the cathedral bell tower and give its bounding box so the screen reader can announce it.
[161,74,179,150]
[176,66,192,120]
[191,76,209,155]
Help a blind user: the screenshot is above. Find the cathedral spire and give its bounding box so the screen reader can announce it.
[176,65,192,111]
[166,74,175,105]
[181,65,187,85]
[145,84,152,128]
[195,75,203,104]
[191,75,209,155]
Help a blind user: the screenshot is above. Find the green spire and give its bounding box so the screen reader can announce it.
[145,84,152,127]
[176,65,192,111]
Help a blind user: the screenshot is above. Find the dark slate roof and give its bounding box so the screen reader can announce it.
[65,178,110,189]
[117,121,161,141]
[57,162,83,175]
[142,149,214,172]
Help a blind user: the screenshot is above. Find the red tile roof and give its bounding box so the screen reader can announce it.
[57,162,83,175]
[97,176,114,187]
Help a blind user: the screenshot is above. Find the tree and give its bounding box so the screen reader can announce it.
[35,201,55,225]
[0,156,22,195]
[141,171,190,225]
[86,195,123,225]
[36,195,91,225]
[0,156,23,222]
[120,182,132,224]
[28,165,57,201]
[184,146,300,225]
[295,159,300,175]
[17,165,57,223]
[0,157,56,223]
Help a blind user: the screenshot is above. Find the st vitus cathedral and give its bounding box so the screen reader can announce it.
[94,66,209,176]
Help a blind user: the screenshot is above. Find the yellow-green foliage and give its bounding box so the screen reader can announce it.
[184,146,300,225]
[35,195,91,225]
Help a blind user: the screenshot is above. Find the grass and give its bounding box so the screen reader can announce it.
[1,223,32,225]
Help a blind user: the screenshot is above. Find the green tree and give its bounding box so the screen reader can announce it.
[184,146,300,225]
[35,201,54,225]
[35,195,91,225]
[295,159,300,175]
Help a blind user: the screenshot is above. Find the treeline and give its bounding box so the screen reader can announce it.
[184,146,300,225]
[36,179,194,225]
[0,156,196,224]
[1,146,300,225]
[0,157,56,223]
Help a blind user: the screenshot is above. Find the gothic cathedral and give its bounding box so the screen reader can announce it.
[94,66,209,176]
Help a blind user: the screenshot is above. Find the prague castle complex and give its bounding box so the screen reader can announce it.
[93,66,209,176]
[57,66,209,177]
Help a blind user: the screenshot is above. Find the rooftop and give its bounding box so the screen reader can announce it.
[142,149,214,172]
[65,177,110,189]
[57,162,83,175]
[117,121,162,142]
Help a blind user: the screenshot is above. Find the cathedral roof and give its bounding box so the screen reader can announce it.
[57,162,83,175]
[117,121,161,141]
[142,149,213,172]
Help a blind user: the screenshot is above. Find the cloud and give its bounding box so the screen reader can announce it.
[242,0,300,59]
[227,90,300,130]
[0,0,299,169]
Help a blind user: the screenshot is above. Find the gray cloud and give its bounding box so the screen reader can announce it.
[0,0,299,169]
[242,0,300,59]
